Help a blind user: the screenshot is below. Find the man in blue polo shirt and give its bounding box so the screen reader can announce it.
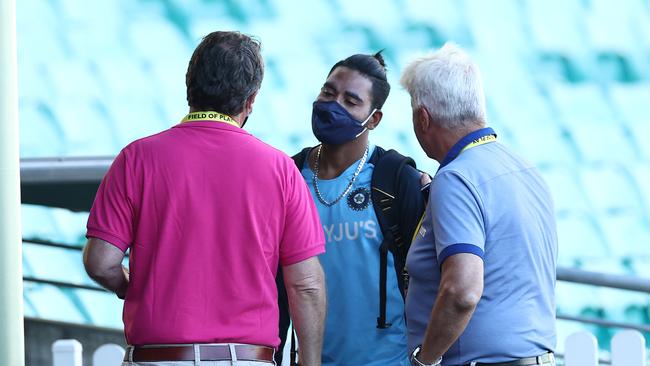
[400,43,558,366]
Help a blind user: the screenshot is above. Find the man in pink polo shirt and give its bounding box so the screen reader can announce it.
[83,31,327,366]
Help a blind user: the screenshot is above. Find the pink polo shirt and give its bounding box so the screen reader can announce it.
[86,120,325,347]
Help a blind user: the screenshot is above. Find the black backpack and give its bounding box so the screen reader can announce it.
[275,146,428,365]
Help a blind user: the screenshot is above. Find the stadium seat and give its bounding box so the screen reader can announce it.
[586,0,649,82]
[547,83,619,126]
[595,213,650,258]
[23,243,92,286]
[73,289,124,328]
[402,0,471,46]
[22,205,64,243]
[539,165,590,214]
[465,0,528,56]
[524,0,593,82]
[23,282,87,324]
[50,97,119,156]
[555,213,609,261]
[579,164,643,214]
[19,101,65,157]
[629,163,650,213]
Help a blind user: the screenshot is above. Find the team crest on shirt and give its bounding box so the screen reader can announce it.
[347,187,371,211]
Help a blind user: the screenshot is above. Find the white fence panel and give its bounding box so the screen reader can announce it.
[52,339,82,366]
[51,330,649,366]
[564,331,599,366]
[612,330,647,366]
[92,344,125,366]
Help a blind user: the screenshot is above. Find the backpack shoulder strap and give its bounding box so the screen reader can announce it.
[371,148,417,251]
[291,147,313,170]
[370,147,418,329]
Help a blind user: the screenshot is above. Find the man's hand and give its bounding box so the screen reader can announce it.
[420,172,432,186]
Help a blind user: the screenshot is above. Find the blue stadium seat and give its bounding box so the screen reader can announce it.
[595,213,650,258]
[269,0,337,34]
[556,281,602,315]
[22,205,64,242]
[402,0,471,46]
[508,123,578,166]
[72,289,123,329]
[539,165,590,214]
[524,0,594,82]
[556,213,609,262]
[566,123,638,164]
[465,0,528,56]
[17,60,54,104]
[19,101,65,157]
[609,84,650,160]
[108,99,168,146]
[23,282,87,324]
[630,163,650,213]
[579,164,643,214]
[126,18,192,66]
[547,83,619,126]
[586,0,650,81]
[23,243,93,287]
[49,208,90,245]
[46,59,105,102]
[50,97,119,156]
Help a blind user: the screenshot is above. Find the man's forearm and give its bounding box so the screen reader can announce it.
[416,254,483,364]
[88,264,129,299]
[417,289,477,363]
[83,238,130,299]
[284,262,326,366]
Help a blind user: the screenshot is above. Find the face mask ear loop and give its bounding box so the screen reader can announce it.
[355,108,377,138]
[360,108,378,127]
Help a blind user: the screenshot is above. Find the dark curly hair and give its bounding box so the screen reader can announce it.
[328,51,390,111]
[186,31,264,116]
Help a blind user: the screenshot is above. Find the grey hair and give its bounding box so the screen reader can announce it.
[400,43,486,129]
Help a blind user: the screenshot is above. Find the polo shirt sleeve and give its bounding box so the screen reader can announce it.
[279,163,326,266]
[86,149,134,252]
[430,170,485,265]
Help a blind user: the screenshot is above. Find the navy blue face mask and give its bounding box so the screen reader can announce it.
[311,101,376,145]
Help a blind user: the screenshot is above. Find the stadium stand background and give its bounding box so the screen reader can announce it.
[17,0,650,363]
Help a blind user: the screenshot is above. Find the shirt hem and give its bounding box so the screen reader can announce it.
[438,243,484,265]
[280,242,326,266]
[86,228,130,252]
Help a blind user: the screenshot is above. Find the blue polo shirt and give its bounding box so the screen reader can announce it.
[301,144,410,366]
[405,128,557,365]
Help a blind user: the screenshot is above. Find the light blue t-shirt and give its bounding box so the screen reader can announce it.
[301,144,410,366]
[405,128,557,366]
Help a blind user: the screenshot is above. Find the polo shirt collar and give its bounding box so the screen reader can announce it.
[439,127,496,169]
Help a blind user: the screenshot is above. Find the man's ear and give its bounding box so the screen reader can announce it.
[366,109,383,130]
[245,90,258,114]
[415,106,430,133]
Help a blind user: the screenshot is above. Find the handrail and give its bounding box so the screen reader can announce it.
[23,277,107,293]
[557,267,650,293]
[23,238,83,251]
[558,314,650,333]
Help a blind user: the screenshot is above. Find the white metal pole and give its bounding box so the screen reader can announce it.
[0,0,25,365]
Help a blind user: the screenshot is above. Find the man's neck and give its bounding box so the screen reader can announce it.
[188,107,245,127]
[434,124,484,163]
[310,136,369,180]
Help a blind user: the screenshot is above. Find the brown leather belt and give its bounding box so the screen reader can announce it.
[124,344,275,363]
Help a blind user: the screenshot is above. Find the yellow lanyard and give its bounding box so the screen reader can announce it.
[460,134,497,153]
[181,111,239,128]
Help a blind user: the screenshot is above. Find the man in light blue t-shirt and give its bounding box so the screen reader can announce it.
[399,43,558,366]
[276,51,427,366]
